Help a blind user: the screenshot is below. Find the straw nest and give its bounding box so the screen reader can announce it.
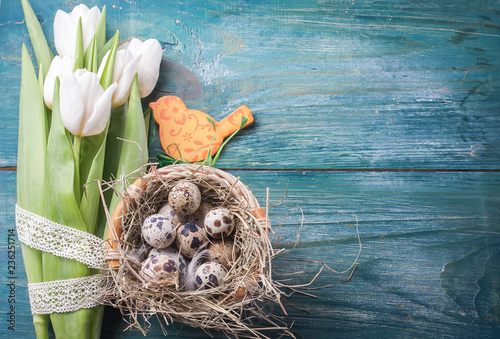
[102,164,289,337]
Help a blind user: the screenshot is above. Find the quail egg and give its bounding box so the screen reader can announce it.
[194,262,228,289]
[175,222,208,258]
[149,247,188,282]
[142,214,176,249]
[187,202,213,224]
[139,255,179,286]
[158,203,187,226]
[204,207,235,238]
[207,238,238,269]
[168,182,202,216]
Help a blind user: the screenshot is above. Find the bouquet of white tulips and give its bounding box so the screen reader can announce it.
[16,1,163,338]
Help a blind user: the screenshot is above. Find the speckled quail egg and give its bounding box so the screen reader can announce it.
[207,238,238,269]
[139,255,179,286]
[168,182,202,216]
[142,214,176,249]
[158,203,187,226]
[187,202,214,224]
[194,262,228,289]
[149,247,188,278]
[204,207,235,238]
[175,222,208,258]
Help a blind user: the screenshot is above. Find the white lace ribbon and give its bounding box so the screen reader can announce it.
[15,204,106,269]
[15,204,109,315]
[27,275,106,315]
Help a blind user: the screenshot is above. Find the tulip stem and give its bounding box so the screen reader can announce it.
[73,135,82,204]
[73,135,82,167]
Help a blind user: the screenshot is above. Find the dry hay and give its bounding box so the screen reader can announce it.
[102,164,292,337]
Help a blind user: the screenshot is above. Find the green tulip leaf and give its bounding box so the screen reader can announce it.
[97,35,114,69]
[95,6,107,53]
[79,30,120,232]
[98,75,148,238]
[21,0,53,81]
[43,77,93,338]
[37,62,51,136]
[99,30,120,89]
[17,44,50,339]
[84,37,98,73]
[74,18,84,72]
[79,123,108,235]
[45,78,86,231]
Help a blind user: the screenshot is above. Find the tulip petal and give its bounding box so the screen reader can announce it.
[112,54,140,107]
[100,38,161,106]
[55,4,102,59]
[81,6,101,51]
[69,4,90,21]
[60,69,85,136]
[75,69,102,116]
[112,49,133,83]
[43,56,63,109]
[118,40,129,51]
[54,10,77,58]
[81,82,116,136]
[124,38,143,56]
[136,39,162,97]
[44,56,75,109]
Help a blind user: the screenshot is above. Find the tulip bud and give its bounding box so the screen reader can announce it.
[54,4,101,58]
[98,38,162,107]
[59,69,117,137]
[43,55,75,109]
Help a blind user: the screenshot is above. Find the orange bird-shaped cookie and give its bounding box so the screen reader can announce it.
[150,96,254,162]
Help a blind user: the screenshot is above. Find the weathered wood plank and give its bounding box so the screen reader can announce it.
[1,0,500,169]
[1,169,498,337]
[1,0,499,338]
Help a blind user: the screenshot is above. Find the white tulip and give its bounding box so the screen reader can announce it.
[98,38,162,107]
[43,55,75,109]
[59,69,117,137]
[54,4,101,58]
[98,49,141,108]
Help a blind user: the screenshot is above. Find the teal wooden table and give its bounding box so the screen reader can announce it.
[1,0,500,337]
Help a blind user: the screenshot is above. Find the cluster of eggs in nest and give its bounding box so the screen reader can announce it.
[138,182,239,290]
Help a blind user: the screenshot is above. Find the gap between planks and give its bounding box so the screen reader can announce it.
[1,166,500,173]
[220,168,500,173]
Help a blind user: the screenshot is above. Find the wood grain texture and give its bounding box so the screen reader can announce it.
[1,0,500,338]
[1,0,499,169]
[1,170,499,338]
